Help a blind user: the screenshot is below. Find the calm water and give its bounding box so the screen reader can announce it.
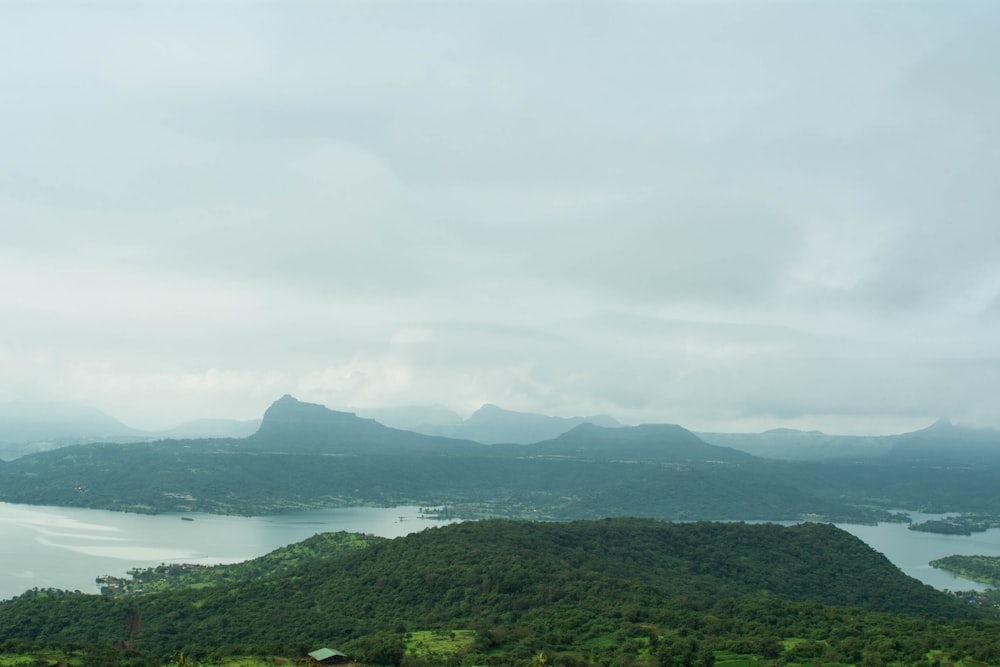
[2,503,999,601]
[837,512,1000,592]
[0,502,452,600]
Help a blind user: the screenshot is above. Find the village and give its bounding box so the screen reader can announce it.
[96,563,212,596]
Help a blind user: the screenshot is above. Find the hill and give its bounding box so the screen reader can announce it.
[887,418,1000,466]
[0,402,260,460]
[412,403,623,444]
[520,422,752,462]
[0,400,146,459]
[0,518,991,663]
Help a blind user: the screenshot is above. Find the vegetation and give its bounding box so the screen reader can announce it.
[909,520,974,536]
[4,398,1000,665]
[908,515,1000,536]
[97,531,384,596]
[931,556,1000,587]
[3,519,1000,666]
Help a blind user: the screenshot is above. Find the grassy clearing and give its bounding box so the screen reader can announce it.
[0,652,86,666]
[0,656,44,666]
[405,629,476,657]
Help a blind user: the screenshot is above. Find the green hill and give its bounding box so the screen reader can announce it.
[0,519,992,664]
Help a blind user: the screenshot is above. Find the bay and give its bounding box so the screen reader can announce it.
[837,512,1000,592]
[0,502,451,600]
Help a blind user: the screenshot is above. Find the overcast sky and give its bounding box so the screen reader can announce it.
[2,1,998,434]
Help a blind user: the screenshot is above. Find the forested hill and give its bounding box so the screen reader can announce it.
[0,519,985,661]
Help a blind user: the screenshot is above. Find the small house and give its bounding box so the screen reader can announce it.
[308,647,348,665]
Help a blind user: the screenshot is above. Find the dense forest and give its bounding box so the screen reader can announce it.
[2,519,999,666]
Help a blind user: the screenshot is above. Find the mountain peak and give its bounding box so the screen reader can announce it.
[252,395,369,444]
[247,395,477,455]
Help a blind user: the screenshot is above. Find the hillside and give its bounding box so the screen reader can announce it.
[0,518,992,664]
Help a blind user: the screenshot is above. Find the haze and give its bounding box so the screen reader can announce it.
[2,1,998,434]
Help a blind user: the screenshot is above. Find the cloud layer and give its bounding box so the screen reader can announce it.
[2,1,998,433]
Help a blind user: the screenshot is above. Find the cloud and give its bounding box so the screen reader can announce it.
[1,1,998,433]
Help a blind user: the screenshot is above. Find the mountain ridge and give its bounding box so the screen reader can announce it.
[410,402,624,444]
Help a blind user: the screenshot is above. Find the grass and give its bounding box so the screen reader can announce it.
[0,651,84,666]
[405,629,477,657]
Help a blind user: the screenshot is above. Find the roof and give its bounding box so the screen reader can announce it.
[309,648,347,661]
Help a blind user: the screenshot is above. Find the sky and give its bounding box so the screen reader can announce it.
[2,1,999,434]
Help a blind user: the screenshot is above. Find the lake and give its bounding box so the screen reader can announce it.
[837,511,1000,592]
[2,503,999,601]
[0,502,453,600]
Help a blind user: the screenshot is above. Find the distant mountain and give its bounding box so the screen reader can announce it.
[0,400,145,459]
[887,417,1000,465]
[0,400,142,443]
[698,429,891,460]
[242,394,481,455]
[0,394,880,521]
[518,422,753,463]
[0,401,268,460]
[350,405,463,430]
[412,403,624,444]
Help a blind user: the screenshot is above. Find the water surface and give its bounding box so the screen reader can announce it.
[837,512,1000,592]
[0,502,449,600]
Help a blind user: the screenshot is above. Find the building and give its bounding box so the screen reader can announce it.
[308,647,348,665]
